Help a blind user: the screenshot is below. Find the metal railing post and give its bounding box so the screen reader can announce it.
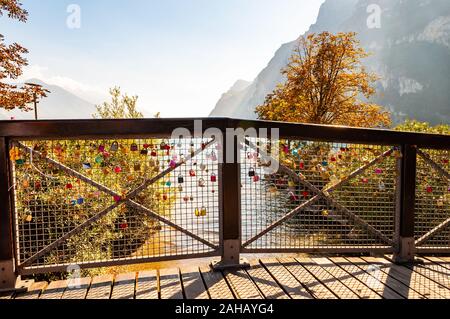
[393,144,417,263]
[0,137,32,293]
[0,137,17,291]
[212,127,249,270]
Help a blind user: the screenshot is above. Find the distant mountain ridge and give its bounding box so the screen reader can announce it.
[0,79,96,120]
[210,0,450,125]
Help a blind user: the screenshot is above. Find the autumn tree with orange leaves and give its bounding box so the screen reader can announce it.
[0,0,48,111]
[256,32,391,128]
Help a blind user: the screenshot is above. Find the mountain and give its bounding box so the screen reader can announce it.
[0,79,97,120]
[210,0,450,125]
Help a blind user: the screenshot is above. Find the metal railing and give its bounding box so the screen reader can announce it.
[0,118,449,290]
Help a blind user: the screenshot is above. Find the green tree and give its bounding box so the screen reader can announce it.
[396,120,450,135]
[93,87,143,119]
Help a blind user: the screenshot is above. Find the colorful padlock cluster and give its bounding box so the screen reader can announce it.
[11,139,221,220]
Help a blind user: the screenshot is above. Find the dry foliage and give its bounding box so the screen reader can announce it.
[0,0,48,111]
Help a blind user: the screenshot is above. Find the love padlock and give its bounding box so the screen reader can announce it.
[109,141,119,152]
[248,168,256,177]
[178,175,184,183]
[210,174,217,182]
[82,163,92,170]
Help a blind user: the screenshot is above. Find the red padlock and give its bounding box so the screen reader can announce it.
[189,169,196,177]
[289,192,299,202]
[253,175,260,182]
[119,222,128,230]
[210,174,217,182]
[151,149,157,157]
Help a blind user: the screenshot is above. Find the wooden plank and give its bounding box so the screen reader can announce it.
[14,281,48,300]
[111,272,136,299]
[86,274,113,299]
[181,267,209,300]
[330,257,403,299]
[62,277,91,299]
[384,256,450,299]
[295,257,358,299]
[312,257,381,299]
[278,258,337,299]
[223,268,263,299]
[362,257,444,299]
[39,280,68,299]
[346,257,422,299]
[260,258,312,299]
[435,257,450,263]
[245,260,289,299]
[199,265,234,299]
[159,268,183,299]
[136,270,158,299]
[401,257,450,297]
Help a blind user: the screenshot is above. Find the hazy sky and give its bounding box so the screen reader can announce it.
[1,0,324,117]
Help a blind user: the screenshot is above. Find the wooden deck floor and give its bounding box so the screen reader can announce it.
[2,256,450,300]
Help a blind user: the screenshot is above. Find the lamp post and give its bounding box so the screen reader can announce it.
[24,83,50,120]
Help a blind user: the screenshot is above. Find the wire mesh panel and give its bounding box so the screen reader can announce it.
[241,138,399,251]
[9,137,220,273]
[415,148,450,250]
